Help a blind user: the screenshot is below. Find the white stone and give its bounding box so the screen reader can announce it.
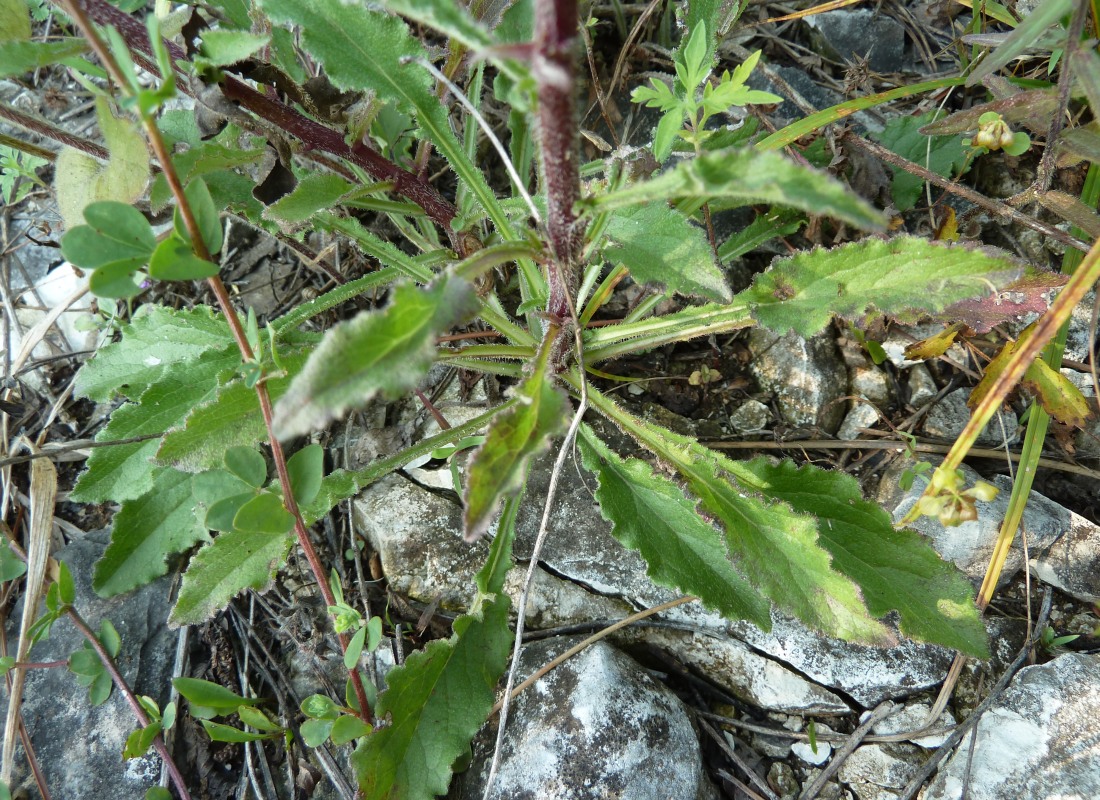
[792,739,832,765]
[871,702,956,748]
[924,653,1100,800]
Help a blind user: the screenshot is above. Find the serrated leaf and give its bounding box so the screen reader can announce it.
[463,362,567,540]
[76,306,236,402]
[233,492,294,534]
[148,234,220,281]
[740,237,1025,338]
[601,202,730,301]
[259,0,507,234]
[263,172,352,224]
[72,347,239,503]
[198,29,270,66]
[353,496,515,799]
[723,457,989,656]
[170,529,294,626]
[224,446,267,488]
[0,39,87,76]
[60,201,156,268]
[589,388,889,643]
[874,111,969,212]
[158,346,311,472]
[576,426,770,627]
[585,149,885,231]
[287,444,323,506]
[273,275,480,439]
[93,468,210,597]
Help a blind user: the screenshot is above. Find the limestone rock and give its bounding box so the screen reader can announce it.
[748,328,848,433]
[457,638,715,800]
[924,653,1100,800]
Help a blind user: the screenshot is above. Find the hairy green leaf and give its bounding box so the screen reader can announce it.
[587,386,890,644]
[601,202,730,302]
[300,400,516,524]
[264,173,351,225]
[93,467,210,597]
[584,149,885,231]
[72,347,239,503]
[716,208,804,263]
[174,178,223,256]
[577,426,770,627]
[198,29,271,66]
[170,529,294,626]
[157,346,310,472]
[353,496,516,799]
[76,305,235,403]
[463,356,567,540]
[740,236,1024,338]
[723,458,988,656]
[273,275,480,439]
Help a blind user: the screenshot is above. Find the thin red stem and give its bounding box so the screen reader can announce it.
[61,0,373,724]
[66,608,191,800]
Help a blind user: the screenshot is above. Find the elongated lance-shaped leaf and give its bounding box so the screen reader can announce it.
[585,384,890,644]
[739,236,1025,338]
[582,149,885,231]
[463,340,567,540]
[93,467,210,597]
[157,346,312,472]
[72,346,242,504]
[353,494,517,799]
[601,202,731,302]
[577,426,770,627]
[273,275,480,439]
[583,301,754,363]
[722,458,988,657]
[170,529,294,627]
[259,0,513,238]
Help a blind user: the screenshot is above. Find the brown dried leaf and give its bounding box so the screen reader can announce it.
[1037,190,1100,238]
[904,322,966,361]
[1021,359,1094,428]
[944,271,1066,334]
[920,88,1058,138]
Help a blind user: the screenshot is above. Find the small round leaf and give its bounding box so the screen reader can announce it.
[224,446,268,488]
[233,492,294,534]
